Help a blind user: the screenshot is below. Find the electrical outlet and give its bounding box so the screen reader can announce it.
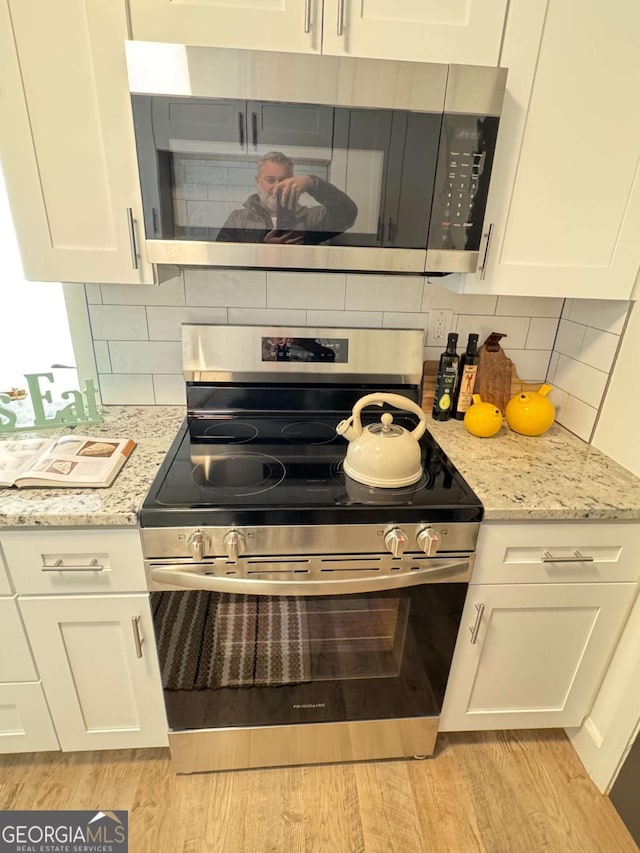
[426,309,454,348]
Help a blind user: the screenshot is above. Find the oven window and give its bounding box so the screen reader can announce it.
[151,583,467,731]
[131,95,441,250]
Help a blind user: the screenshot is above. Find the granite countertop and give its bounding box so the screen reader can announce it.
[1,405,640,528]
[0,406,185,528]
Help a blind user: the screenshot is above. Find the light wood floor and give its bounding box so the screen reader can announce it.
[0,730,636,853]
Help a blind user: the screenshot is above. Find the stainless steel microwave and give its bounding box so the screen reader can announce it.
[126,43,506,276]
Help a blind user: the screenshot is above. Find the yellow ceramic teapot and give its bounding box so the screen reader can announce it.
[463,394,503,438]
[505,383,556,436]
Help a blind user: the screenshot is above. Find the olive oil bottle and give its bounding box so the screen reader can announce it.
[432,332,459,421]
[452,333,480,420]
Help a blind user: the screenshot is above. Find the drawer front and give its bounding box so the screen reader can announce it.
[472,521,640,585]
[0,682,59,754]
[0,543,11,594]
[0,597,37,682]
[1,529,146,594]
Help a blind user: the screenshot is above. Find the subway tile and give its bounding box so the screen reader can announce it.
[100,278,185,306]
[456,315,530,349]
[84,284,102,304]
[186,200,229,228]
[227,307,306,326]
[423,284,498,315]
[526,318,558,350]
[183,164,229,184]
[579,327,620,373]
[547,386,568,417]
[346,275,423,312]
[147,306,227,340]
[153,375,186,405]
[423,346,445,362]
[306,310,383,328]
[173,199,187,226]
[496,296,564,318]
[554,320,585,360]
[208,185,252,203]
[93,341,111,374]
[553,355,608,409]
[98,374,155,405]
[383,312,430,332]
[109,341,182,374]
[547,351,560,381]
[267,272,346,310]
[555,395,598,442]
[88,305,148,341]
[173,183,208,202]
[561,298,574,319]
[185,269,266,308]
[568,299,629,334]
[505,349,551,382]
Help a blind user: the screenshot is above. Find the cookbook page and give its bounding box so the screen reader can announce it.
[19,436,134,485]
[0,438,53,487]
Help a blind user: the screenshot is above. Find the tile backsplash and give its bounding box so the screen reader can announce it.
[84,271,631,444]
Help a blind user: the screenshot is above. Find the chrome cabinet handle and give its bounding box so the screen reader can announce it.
[131,615,144,659]
[251,112,258,148]
[127,208,139,270]
[304,0,311,33]
[42,558,104,572]
[542,550,595,564]
[337,0,345,35]
[238,111,245,148]
[469,603,484,644]
[478,222,493,280]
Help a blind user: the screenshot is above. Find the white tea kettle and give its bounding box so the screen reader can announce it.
[336,393,428,488]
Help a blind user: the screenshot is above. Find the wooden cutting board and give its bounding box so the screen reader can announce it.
[474,332,513,415]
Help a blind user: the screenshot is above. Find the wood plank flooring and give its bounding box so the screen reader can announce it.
[0,729,636,853]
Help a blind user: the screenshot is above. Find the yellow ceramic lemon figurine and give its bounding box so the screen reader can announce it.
[463,394,503,438]
[505,383,556,436]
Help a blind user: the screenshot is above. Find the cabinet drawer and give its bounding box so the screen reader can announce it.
[472,522,640,585]
[0,597,37,682]
[0,682,59,754]
[1,529,146,594]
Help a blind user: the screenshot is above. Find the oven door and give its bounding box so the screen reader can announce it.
[146,558,471,772]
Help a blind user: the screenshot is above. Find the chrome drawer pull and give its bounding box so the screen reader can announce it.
[542,550,595,564]
[42,558,104,572]
[132,615,144,659]
[469,603,484,644]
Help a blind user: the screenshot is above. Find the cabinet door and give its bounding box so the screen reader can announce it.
[0,0,157,284]
[128,0,321,54]
[322,0,508,65]
[0,683,59,754]
[19,594,168,751]
[0,598,37,682]
[468,0,640,300]
[248,101,334,154]
[440,583,637,732]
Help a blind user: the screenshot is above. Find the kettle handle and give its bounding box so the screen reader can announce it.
[351,393,428,440]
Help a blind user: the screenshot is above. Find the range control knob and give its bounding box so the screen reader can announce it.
[417,527,439,557]
[187,530,209,560]
[384,528,408,558]
[223,530,245,562]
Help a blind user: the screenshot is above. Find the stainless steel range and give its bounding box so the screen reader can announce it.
[139,325,482,773]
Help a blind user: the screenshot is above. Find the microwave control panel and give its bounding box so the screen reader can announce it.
[428,115,499,254]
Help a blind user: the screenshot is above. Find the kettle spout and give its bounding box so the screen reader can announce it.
[336,416,360,441]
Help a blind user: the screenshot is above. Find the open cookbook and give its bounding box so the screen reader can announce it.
[0,435,136,489]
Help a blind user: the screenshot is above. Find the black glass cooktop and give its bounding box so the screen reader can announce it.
[139,414,483,528]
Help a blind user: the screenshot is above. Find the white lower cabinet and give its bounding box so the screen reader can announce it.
[19,594,168,752]
[0,683,59,754]
[441,522,640,732]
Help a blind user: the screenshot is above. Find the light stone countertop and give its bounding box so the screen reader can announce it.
[1,405,640,527]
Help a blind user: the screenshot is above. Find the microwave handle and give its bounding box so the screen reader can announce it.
[478,223,493,280]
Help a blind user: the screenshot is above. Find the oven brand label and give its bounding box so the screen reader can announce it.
[292,703,326,709]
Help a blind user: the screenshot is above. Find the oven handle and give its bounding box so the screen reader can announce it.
[148,558,472,596]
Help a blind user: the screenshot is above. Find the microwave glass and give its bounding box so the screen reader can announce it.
[131,95,498,253]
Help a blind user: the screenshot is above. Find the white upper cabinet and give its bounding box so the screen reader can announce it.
[463,0,640,300]
[127,0,508,65]
[0,0,158,284]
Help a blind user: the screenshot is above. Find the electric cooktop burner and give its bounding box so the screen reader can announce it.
[140,413,483,528]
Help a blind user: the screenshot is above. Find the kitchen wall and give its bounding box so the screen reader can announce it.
[83,270,564,406]
[547,299,630,442]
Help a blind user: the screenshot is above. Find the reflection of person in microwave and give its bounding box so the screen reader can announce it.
[216,151,358,245]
